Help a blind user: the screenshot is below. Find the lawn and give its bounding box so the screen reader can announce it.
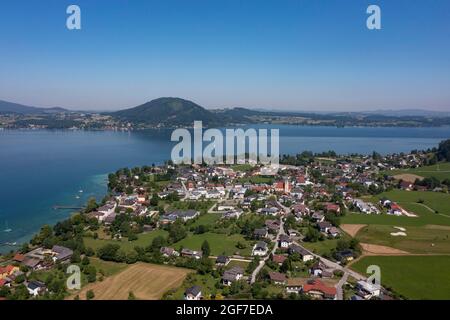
[354,224,450,254]
[351,255,450,300]
[384,162,450,181]
[168,273,221,299]
[225,259,250,271]
[84,229,169,253]
[231,164,255,172]
[90,257,128,277]
[238,176,274,184]
[173,232,253,257]
[302,238,341,256]
[190,213,221,227]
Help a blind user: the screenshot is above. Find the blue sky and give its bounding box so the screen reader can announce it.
[0,0,449,111]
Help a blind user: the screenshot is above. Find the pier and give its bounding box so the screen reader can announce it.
[53,206,84,210]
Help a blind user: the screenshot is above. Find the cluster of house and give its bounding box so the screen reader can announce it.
[379,198,407,216]
[0,245,73,297]
[89,193,158,224]
[353,199,380,214]
[160,210,200,224]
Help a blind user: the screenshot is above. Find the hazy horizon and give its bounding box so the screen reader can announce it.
[1,0,449,111]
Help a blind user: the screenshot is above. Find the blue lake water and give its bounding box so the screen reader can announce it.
[1,125,449,252]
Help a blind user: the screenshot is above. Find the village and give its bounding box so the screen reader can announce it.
[1,144,449,301]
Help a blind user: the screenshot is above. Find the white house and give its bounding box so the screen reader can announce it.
[252,241,268,256]
[184,286,202,300]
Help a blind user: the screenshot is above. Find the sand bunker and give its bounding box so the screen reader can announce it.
[393,226,406,231]
[390,232,407,236]
[340,224,366,237]
[361,243,409,255]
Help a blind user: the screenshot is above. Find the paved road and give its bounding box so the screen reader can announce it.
[250,215,285,284]
[335,272,349,300]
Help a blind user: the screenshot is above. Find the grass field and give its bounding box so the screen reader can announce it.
[190,213,221,227]
[231,164,255,172]
[355,224,450,254]
[173,232,253,256]
[169,273,220,299]
[384,162,450,181]
[351,255,450,299]
[69,263,192,300]
[238,176,274,184]
[302,238,343,256]
[84,229,169,253]
[90,257,128,276]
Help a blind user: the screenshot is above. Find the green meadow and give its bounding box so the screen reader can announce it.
[351,255,450,300]
[173,232,253,257]
[83,229,169,253]
[355,224,450,254]
[384,162,450,181]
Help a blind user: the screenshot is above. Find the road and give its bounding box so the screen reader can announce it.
[335,272,349,300]
[250,201,288,284]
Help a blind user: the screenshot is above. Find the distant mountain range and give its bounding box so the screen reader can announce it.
[1,97,450,128]
[0,100,67,114]
[111,97,223,126]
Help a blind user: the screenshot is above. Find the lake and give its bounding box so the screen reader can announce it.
[1,125,449,252]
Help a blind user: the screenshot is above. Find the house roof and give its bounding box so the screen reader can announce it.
[254,228,268,236]
[303,279,336,297]
[279,234,291,242]
[289,244,310,256]
[27,280,46,291]
[22,257,41,268]
[216,255,229,264]
[255,241,268,250]
[269,272,287,282]
[52,245,73,260]
[286,278,306,287]
[272,254,287,264]
[0,279,9,287]
[185,285,201,296]
[13,253,25,262]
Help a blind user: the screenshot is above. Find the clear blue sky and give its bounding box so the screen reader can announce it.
[0,0,449,111]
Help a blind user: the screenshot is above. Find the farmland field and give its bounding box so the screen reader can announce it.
[69,263,192,300]
[83,229,169,253]
[355,224,450,254]
[384,162,450,181]
[173,232,253,256]
[351,256,450,300]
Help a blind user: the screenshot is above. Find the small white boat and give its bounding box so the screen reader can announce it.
[75,195,80,199]
[79,190,83,193]
[3,221,12,232]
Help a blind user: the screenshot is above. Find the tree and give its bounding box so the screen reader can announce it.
[81,256,90,265]
[85,197,98,213]
[128,291,136,300]
[280,258,292,273]
[168,221,187,243]
[97,244,120,261]
[197,257,213,275]
[84,265,97,283]
[201,240,211,257]
[70,250,81,263]
[437,139,450,161]
[150,236,167,252]
[86,290,95,300]
[150,193,159,206]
